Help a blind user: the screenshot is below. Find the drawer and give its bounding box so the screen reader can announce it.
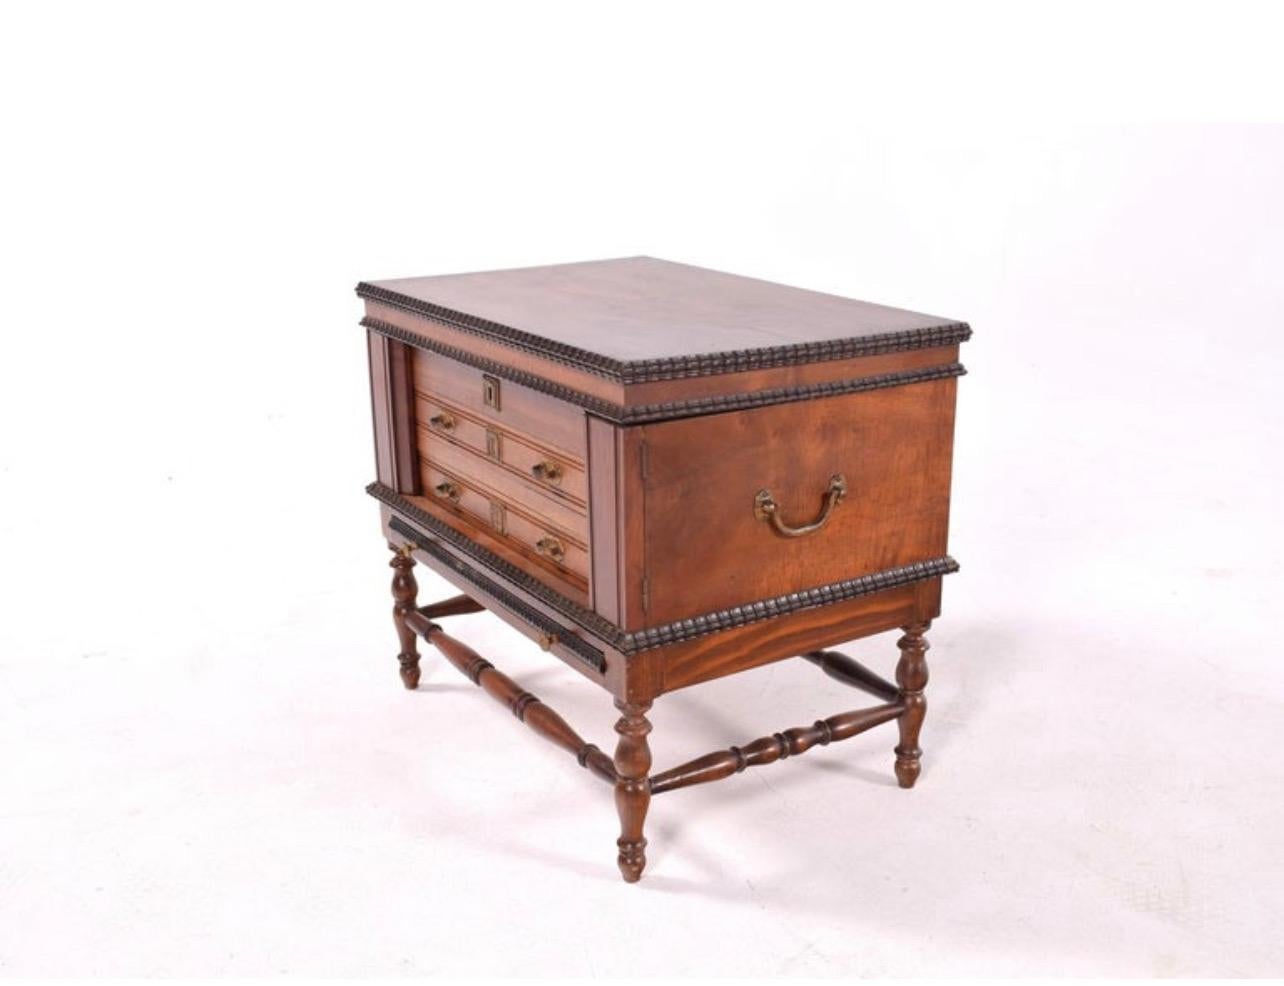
[637,377,958,625]
[411,349,586,458]
[497,501,589,581]
[420,463,589,581]
[415,393,588,505]
[416,393,496,460]
[421,431,588,541]
[420,463,495,529]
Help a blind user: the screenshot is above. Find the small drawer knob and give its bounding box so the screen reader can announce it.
[429,412,456,433]
[537,632,559,652]
[434,481,461,503]
[531,460,564,486]
[535,536,566,563]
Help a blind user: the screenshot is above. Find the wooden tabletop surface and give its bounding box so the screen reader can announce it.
[361,257,966,366]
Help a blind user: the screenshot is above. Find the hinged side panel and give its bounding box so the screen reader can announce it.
[366,327,420,495]
[586,416,648,632]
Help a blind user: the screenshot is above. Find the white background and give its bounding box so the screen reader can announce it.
[2,0,1283,978]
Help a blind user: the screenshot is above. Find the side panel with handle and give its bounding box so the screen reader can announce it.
[638,378,958,625]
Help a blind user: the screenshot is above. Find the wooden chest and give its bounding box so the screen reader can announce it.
[360,257,969,881]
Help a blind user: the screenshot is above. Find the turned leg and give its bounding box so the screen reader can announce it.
[613,699,652,883]
[390,544,421,689]
[894,621,931,788]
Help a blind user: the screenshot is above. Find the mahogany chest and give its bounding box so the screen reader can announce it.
[360,257,968,881]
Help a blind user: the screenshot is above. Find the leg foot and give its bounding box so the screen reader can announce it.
[613,700,652,883]
[894,622,930,788]
[390,544,421,689]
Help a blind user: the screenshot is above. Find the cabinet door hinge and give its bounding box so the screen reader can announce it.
[641,576,651,613]
[639,439,649,482]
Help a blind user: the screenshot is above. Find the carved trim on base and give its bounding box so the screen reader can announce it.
[362,316,965,424]
[374,483,959,654]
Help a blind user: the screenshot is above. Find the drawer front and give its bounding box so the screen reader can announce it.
[421,431,588,541]
[416,393,495,461]
[412,349,586,458]
[497,502,589,580]
[420,463,589,581]
[495,431,587,505]
[421,463,494,526]
[415,393,588,505]
[638,378,958,625]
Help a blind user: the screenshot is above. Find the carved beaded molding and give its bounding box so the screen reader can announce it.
[362,316,966,425]
[372,482,960,654]
[357,282,972,384]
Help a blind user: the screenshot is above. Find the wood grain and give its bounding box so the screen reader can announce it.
[408,617,618,785]
[613,699,652,883]
[649,701,904,795]
[587,415,621,625]
[638,377,957,624]
[894,622,931,789]
[389,546,420,689]
[658,578,942,694]
[365,257,966,368]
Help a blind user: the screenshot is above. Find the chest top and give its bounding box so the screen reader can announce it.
[357,256,969,385]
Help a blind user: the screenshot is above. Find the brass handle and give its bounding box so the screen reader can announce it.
[753,474,847,538]
[537,632,559,652]
[531,460,564,486]
[434,481,461,502]
[429,412,456,432]
[535,536,566,563]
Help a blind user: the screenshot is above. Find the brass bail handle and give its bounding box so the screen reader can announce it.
[753,474,848,538]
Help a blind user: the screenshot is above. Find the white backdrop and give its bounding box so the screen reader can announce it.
[2,1,1282,978]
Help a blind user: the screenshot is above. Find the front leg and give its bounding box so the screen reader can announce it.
[390,544,421,689]
[613,699,652,883]
[894,621,931,788]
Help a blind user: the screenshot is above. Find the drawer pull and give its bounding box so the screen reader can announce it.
[429,412,456,433]
[535,536,566,563]
[753,474,847,538]
[530,460,564,486]
[434,481,462,503]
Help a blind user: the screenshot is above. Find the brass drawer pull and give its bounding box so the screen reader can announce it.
[531,460,564,486]
[434,481,462,503]
[429,412,456,433]
[535,536,566,563]
[753,474,847,538]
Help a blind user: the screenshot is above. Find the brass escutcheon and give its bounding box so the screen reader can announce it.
[753,473,847,538]
[482,374,501,410]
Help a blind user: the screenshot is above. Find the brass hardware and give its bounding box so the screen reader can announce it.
[397,541,417,558]
[485,429,502,460]
[428,412,456,432]
[489,500,507,534]
[535,536,566,563]
[753,474,847,538]
[434,481,462,503]
[482,374,501,410]
[530,460,564,485]
[537,632,559,652]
